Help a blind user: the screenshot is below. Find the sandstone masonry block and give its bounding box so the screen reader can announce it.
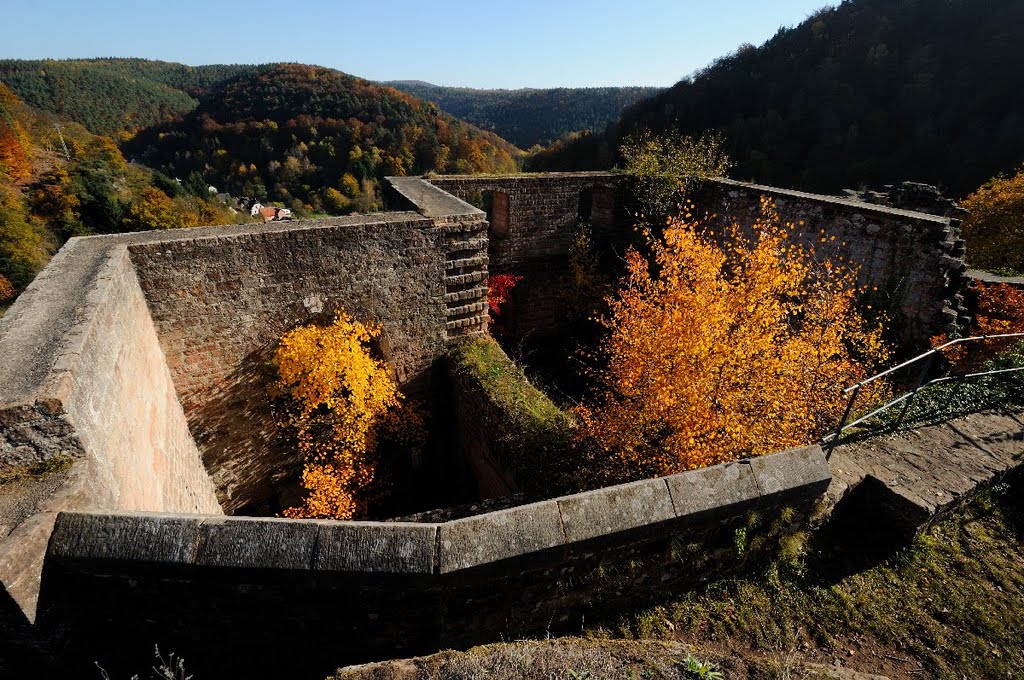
[314,520,437,574]
[747,445,831,500]
[47,512,202,564]
[195,516,318,570]
[437,501,565,572]
[666,460,761,520]
[556,477,675,543]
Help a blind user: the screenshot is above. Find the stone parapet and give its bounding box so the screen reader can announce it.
[38,445,830,676]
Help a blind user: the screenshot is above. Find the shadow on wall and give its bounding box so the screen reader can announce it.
[0,586,40,676]
[190,340,294,515]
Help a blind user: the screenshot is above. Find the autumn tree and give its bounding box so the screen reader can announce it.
[487,273,522,335]
[273,311,401,520]
[576,199,888,481]
[620,129,731,225]
[30,166,82,239]
[0,119,31,182]
[933,281,1024,368]
[0,183,52,289]
[0,274,15,303]
[961,167,1024,275]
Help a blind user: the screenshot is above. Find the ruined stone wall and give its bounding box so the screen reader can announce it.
[127,215,454,512]
[428,173,624,339]
[37,445,830,678]
[0,239,220,630]
[58,246,221,515]
[447,336,574,500]
[428,173,965,348]
[695,179,967,347]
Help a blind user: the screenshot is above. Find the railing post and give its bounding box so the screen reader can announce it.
[827,384,860,458]
[895,351,936,429]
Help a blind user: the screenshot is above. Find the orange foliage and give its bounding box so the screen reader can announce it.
[932,281,1024,368]
[961,167,1024,273]
[576,199,889,480]
[0,120,31,182]
[273,311,401,520]
[0,274,14,302]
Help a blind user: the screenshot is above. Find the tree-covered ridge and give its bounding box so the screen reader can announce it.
[128,64,522,214]
[0,81,242,299]
[386,80,661,149]
[0,58,260,136]
[530,0,1024,196]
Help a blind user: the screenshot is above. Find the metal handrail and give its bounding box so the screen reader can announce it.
[823,332,1024,455]
[841,332,1024,393]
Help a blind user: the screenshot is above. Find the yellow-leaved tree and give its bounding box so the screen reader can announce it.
[273,311,400,520]
[576,199,889,481]
[961,166,1024,275]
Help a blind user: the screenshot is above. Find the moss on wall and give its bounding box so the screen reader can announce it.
[447,336,576,497]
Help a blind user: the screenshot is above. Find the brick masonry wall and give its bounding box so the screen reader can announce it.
[37,445,830,678]
[127,216,453,512]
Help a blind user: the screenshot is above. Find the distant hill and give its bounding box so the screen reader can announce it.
[386,80,661,148]
[529,0,1024,196]
[128,64,522,213]
[0,81,240,296]
[0,58,260,136]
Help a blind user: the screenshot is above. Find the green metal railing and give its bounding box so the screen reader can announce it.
[823,332,1024,456]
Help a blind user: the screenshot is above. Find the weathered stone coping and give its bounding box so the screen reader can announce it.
[422,172,955,224]
[386,176,484,220]
[47,445,829,575]
[967,269,1024,288]
[711,178,954,224]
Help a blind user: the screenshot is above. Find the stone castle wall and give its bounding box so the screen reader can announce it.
[427,173,623,339]
[0,206,490,650]
[696,179,967,346]
[37,445,830,678]
[0,171,969,675]
[0,238,221,630]
[127,215,460,512]
[427,173,966,348]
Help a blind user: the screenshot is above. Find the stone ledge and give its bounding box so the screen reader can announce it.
[47,512,205,565]
[46,445,830,576]
[314,521,438,574]
[385,176,484,219]
[436,500,565,573]
[711,178,953,224]
[195,516,318,570]
[747,445,831,501]
[557,476,675,543]
[666,459,761,520]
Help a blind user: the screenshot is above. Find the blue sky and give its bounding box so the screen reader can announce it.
[4,0,834,88]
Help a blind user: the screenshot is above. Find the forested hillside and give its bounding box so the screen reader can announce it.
[0,59,259,136]
[0,81,241,302]
[386,81,661,149]
[528,0,1024,196]
[128,64,522,213]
